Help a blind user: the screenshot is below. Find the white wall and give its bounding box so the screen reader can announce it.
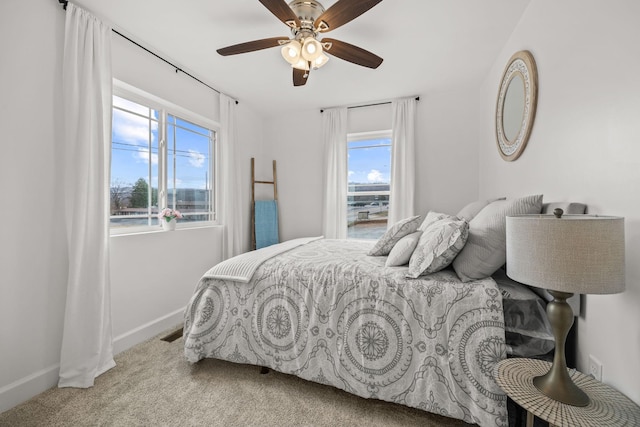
[262,109,323,241]
[264,91,480,241]
[0,0,67,412]
[415,89,481,217]
[478,0,640,404]
[0,0,264,412]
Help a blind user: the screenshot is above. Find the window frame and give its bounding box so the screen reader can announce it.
[110,80,220,236]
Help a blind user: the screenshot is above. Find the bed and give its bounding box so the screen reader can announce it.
[183,197,584,427]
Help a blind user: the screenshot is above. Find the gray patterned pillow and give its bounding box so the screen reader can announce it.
[406,217,469,278]
[418,211,456,232]
[368,215,422,256]
[452,194,543,282]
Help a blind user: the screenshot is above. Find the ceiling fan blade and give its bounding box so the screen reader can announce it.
[293,67,309,86]
[322,38,383,69]
[217,37,289,56]
[258,0,301,28]
[315,0,382,33]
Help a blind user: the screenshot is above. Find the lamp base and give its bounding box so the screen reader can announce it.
[535,290,590,407]
[533,366,589,407]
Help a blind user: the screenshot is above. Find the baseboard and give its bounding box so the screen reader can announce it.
[112,308,184,355]
[0,308,184,415]
[0,364,59,414]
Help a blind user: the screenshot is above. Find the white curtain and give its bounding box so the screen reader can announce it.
[220,94,245,259]
[322,108,348,239]
[59,4,115,388]
[388,97,417,226]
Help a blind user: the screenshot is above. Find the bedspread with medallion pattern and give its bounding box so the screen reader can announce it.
[184,239,508,427]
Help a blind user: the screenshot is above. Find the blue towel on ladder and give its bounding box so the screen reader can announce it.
[255,200,279,249]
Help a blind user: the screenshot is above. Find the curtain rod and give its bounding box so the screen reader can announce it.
[320,97,419,113]
[57,0,238,104]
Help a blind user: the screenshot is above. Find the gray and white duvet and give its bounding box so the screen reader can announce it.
[184,238,508,427]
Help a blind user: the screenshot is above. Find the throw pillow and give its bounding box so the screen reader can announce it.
[417,211,456,232]
[368,215,422,256]
[456,197,505,221]
[406,217,469,278]
[385,231,422,267]
[452,194,543,282]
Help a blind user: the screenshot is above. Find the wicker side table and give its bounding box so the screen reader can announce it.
[495,358,640,427]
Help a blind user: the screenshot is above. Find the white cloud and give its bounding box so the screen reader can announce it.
[134,148,158,165]
[113,109,157,146]
[188,149,205,168]
[348,171,355,177]
[367,169,383,182]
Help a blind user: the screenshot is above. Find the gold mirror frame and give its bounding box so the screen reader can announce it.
[496,50,538,161]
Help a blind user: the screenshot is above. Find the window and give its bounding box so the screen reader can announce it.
[347,130,392,239]
[110,83,216,232]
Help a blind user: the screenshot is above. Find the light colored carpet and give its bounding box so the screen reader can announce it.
[0,328,469,427]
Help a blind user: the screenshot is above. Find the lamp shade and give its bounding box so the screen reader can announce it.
[506,215,625,295]
[312,52,329,69]
[291,58,309,71]
[280,40,301,66]
[301,37,322,61]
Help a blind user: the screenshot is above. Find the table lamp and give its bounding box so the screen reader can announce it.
[506,209,625,407]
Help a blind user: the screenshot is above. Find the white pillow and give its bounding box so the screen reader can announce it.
[385,231,422,267]
[368,215,422,256]
[452,194,543,282]
[417,211,456,232]
[456,197,505,221]
[406,217,468,278]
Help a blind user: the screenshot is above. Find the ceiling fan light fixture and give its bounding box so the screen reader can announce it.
[292,58,310,71]
[217,0,383,87]
[301,37,322,61]
[280,40,302,65]
[312,52,329,69]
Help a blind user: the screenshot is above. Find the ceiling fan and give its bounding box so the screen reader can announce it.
[217,0,384,86]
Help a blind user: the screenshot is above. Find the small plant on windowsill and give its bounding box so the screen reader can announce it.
[158,208,183,231]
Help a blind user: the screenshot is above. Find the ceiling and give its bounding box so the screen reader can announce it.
[73,0,531,117]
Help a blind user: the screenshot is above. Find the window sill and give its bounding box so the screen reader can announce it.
[110,222,221,237]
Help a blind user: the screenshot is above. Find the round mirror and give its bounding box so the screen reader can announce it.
[496,51,538,161]
[502,74,525,142]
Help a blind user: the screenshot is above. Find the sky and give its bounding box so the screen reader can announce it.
[111,96,211,190]
[348,137,391,184]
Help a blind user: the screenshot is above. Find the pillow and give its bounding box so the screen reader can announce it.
[385,231,422,267]
[452,194,543,282]
[368,215,421,256]
[417,211,456,232]
[406,217,468,278]
[456,197,505,221]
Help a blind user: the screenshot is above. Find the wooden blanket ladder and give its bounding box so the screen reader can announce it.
[251,157,278,250]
